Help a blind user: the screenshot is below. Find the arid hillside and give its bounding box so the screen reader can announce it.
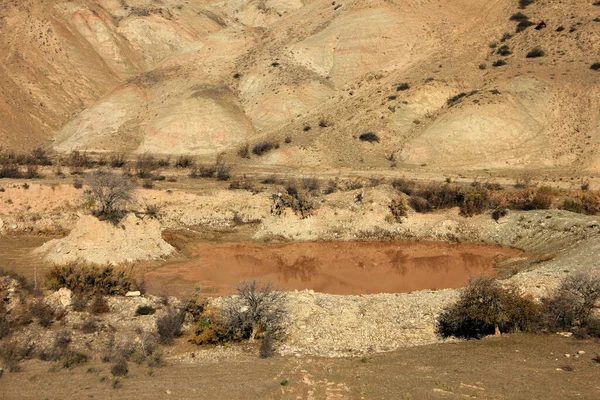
[2,0,600,173]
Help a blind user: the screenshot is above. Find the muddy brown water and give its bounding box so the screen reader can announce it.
[144,241,521,296]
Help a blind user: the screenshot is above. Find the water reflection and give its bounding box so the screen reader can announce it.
[144,241,520,296]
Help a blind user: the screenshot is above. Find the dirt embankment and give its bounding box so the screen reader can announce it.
[35,214,174,265]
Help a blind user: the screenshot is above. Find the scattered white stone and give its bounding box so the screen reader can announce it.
[578,350,585,355]
[565,354,571,358]
[125,291,141,297]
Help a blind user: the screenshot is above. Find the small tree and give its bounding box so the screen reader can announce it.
[222,280,287,342]
[550,272,600,327]
[85,171,134,223]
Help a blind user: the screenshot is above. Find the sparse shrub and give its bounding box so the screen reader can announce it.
[318,118,332,128]
[518,0,534,9]
[492,59,507,67]
[156,309,185,345]
[301,177,320,193]
[491,207,508,221]
[509,186,553,210]
[396,82,410,91]
[157,156,170,168]
[24,165,40,179]
[111,358,128,377]
[142,179,154,189]
[303,125,311,132]
[136,305,156,316]
[29,299,55,328]
[72,178,83,189]
[109,153,127,168]
[85,170,134,224]
[497,45,512,56]
[237,143,250,159]
[323,179,339,194]
[259,331,275,358]
[447,92,468,106]
[143,203,161,219]
[437,277,542,339]
[221,280,287,341]
[189,316,226,345]
[90,294,110,314]
[0,340,34,372]
[252,141,279,156]
[271,185,315,219]
[590,63,600,71]
[215,161,232,181]
[135,152,159,179]
[0,315,10,339]
[478,63,487,70]
[526,47,545,58]
[509,12,529,21]
[174,155,194,168]
[460,183,490,217]
[546,273,600,329]
[391,178,417,196]
[46,264,134,295]
[500,32,513,42]
[561,191,600,215]
[0,164,22,179]
[30,147,53,165]
[556,25,565,32]
[189,164,216,178]
[66,151,93,169]
[62,350,90,369]
[261,175,284,185]
[388,198,408,222]
[80,317,99,333]
[359,132,380,143]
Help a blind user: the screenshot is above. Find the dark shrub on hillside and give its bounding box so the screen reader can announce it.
[591,63,600,71]
[556,25,565,32]
[396,82,410,91]
[136,305,156,316]
[111,358,129,376]
[359,132,380,143]
[252,141,279,156]
[497,45,512,56]
[518,0,534,9]
[447,92,468,106]
[156,309,185,345]
[0,316,10,339]
[437,277,542,339]
[301,177,320,193]
[516,20,536,32]
[0,165,22,179]
[509,12,529,21]
[46,264,134,295]
[526,47,545,58]
[408,196,431,213]
[492,59,507,67]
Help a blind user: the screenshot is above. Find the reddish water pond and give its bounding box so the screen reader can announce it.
[144,241,521,296]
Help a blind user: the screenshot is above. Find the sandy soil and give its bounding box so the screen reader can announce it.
[1,334,599,400]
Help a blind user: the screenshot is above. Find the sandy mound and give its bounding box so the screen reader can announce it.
[35,213,174,265]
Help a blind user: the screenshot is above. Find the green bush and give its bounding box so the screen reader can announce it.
[460,183,490,217]
[359,132,380,143]
[526,47,545,58]
[136,305,156,316]
[437,277,542,339]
